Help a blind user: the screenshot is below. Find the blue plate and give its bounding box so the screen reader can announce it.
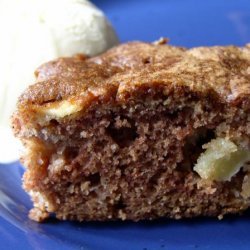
[1,163,250,250]
[1,0,250,249]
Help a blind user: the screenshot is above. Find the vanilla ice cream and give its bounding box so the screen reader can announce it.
[0,0,119,162]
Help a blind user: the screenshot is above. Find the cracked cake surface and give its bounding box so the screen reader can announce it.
[12,40,250,222]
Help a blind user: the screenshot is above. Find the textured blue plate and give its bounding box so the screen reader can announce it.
[1,0,250,249]
[1,163,250,250]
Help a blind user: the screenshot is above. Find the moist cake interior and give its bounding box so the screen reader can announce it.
[20,84,250,222]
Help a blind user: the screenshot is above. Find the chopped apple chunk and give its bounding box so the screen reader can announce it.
[43,100,82,118]
[194,138,250,182]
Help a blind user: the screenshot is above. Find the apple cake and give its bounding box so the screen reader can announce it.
[12,40,250,222]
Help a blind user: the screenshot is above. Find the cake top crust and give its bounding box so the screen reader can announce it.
[18,41,250,108]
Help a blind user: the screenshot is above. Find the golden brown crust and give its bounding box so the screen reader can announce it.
[18,41,250,110]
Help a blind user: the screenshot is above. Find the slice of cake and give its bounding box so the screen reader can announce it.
[12,40,250,222]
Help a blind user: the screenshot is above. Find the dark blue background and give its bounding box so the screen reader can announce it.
[93,0,250,47]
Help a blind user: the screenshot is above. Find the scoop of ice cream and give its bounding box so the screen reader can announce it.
[40,0,119,57]
[0,0,119,162]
